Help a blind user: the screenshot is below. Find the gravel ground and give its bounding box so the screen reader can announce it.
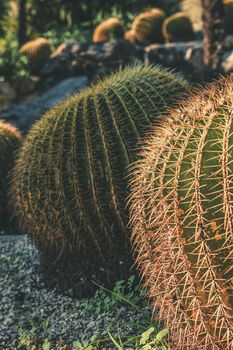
[0,235,153,350]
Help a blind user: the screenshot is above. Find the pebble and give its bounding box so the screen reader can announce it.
[0,235,153,349]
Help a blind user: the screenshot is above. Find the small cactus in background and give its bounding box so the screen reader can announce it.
[130,76,233,349]
[20,37,51,73]
[50,43,67,59]
[181,0,203,33]
[224,0,233,34]
[93,17,125,43]
[0,121,21,232]
[163,12,195,42]
[11,64,189,294]
[129,8,165,44]
[124,29,135,42]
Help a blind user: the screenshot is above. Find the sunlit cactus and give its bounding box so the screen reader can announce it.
[93,17,125,43]
[130,8,165,44]
[11,64,189,293]
[181,0,203,32]
[50,43,66,59]
[0,121,21,232]
[20,37,51,73]
[163,12,195,42]
[130,76,233,349]
[124,29,135,42]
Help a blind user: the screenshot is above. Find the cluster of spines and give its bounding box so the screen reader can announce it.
[130,76,233,350]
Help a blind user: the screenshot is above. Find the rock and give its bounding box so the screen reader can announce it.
[11,76,38,98]
[146,41,204,82]
[40,39,143,88]
[0,76,88,133]
[4,318,14,327]
[224,35,233,50]
[221,50,233,73]
[0,82,16,111]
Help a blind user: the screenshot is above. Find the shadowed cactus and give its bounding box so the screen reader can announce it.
[20,37,51,73]
[0,121,21,232]
[11,64,189,294]
[130,76,233,349]
[163,12,195,42]
[93,17,125,43]
[224,0,233,34]
[129,8,165,44]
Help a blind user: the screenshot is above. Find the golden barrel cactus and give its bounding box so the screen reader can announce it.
[163,12,195,42]
[93,17,125,43]
[124,30,135,42]
[20,37,51,73]
[0,121,21,232]
[130,76,233,349]
[11,64,189,293]
[130,8,165,44]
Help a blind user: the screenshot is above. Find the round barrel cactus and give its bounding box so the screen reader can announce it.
[20,37,51,73]
[130,76,233,349]
[12,64,189,294]
[163,12,195,42]
[130,8,165,44]
[93,18,125,43]
[0,121,21,233]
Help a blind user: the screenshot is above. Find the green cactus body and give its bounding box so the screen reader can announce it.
[12,64,188,293]
[20,37,51,73]
[131,8,165,44]
[163,12,195,42]
[130,76,233,349]
[93,18,125,43]
[0,121,21,232]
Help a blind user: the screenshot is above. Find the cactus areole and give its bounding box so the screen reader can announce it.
[12,64,188,293]
[130,76,233,349]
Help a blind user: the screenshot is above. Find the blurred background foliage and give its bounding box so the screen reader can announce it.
[0,0,177,81]
[0,1,178,46]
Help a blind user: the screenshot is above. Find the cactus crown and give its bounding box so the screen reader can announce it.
[20,37,51,73]
[163,12,195,42]
[0,121,21,232]
[130,76,233,349]
[93,17,125,43]
[11,63,189,293]
[131,8,165,44]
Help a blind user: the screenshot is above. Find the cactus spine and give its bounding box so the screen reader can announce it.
[0,121,21,232]
[163,12,195,42]
[20,37,51,73]
[93,18,125,43]
[12,64,188,292]
[130,76,233,349]
[130,8,165,44]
